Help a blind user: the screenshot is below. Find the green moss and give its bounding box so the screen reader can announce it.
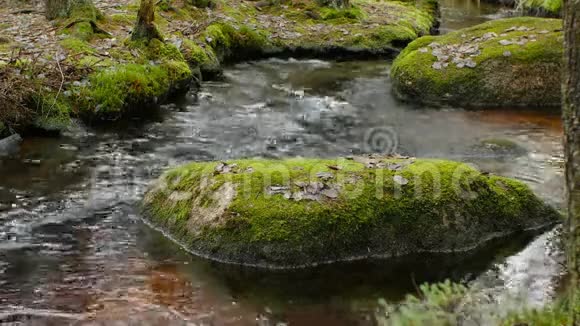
[181,39,210,64]
[181,39,221,75]
[75,55,114,68]
[147,39,184,61]
[30,93,72,132]
[319,6,365,20]
[143,157,560,267]
[378,280,576,325]
[109,13,136,25]
[59,38,95,55]
[201,22,270,60]
[501,304,574,326]
[58,1,103,41]
[161,60,192,83]
[78,61,191,117]
[391,17,563,108]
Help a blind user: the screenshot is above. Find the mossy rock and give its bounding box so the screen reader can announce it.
[142,157,559,268]
[391,17,563,108]
[76,60,192,119]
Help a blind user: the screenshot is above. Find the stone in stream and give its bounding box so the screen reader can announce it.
[141,157,560,268]
[391,17,563,108]
[0,133,22,157]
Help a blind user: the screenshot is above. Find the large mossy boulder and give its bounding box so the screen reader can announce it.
[142,157,559,268]
[390,17,563,108]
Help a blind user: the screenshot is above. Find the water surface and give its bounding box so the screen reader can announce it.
[0,58,565,325]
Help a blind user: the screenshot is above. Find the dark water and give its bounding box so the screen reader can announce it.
[0,58,566,325]
[0,2,566,324]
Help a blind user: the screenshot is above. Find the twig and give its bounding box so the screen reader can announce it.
[48,51,65,117]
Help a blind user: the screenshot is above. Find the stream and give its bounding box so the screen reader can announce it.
[0,1,567,325]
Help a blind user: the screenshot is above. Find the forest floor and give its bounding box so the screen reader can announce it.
[0,0,436,64]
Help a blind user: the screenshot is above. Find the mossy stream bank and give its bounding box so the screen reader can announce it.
[391,17,563,108]
[142,157,560,268]
[0,0,438,137]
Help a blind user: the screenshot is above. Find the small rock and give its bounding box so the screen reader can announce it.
[499,39,513,46]
[292,90,305,98]
[465,59,477,68]
[516,39,528,45]
[0,133,22,156]
[504,26,517,32]
[215,162,237,174]
[292,191,304,201]
[387,163,402,171]
[393,175,409,185]
[418,47,429,53]
[432,62,443,70]
[503,50,512,57]
[481,32,498,40]
[268,186,290,195]
[538,30,550,34]
[305,182,324,194]
[316,172,333,181]
[321,188,339,199]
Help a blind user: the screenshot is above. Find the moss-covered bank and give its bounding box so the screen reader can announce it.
[391,17,563,108]
[142,157,559,268]
[0,0,439,134]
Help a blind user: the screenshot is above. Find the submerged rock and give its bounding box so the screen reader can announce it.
[391,17,563,108]
[470,138,528,157]
[142,157,559,268]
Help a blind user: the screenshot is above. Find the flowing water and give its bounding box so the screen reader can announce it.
[439,0,515,33]
[0,2,567,325]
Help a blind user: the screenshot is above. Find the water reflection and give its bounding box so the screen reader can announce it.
[439,0,514,33]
